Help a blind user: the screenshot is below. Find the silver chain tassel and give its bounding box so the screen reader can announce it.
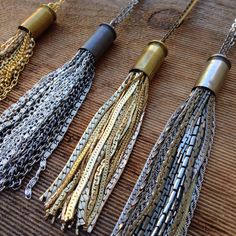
[0,49,95,198]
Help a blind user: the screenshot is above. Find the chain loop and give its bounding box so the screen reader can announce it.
[48,0,65,12]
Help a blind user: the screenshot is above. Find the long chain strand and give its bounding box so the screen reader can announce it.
[161,0,198,42]
[110,0,141,28]
[219,18,236,55]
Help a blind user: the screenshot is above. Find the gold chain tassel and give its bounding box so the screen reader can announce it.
[41,71,150,233]
[0,30,35,100]
[0,0,64,101]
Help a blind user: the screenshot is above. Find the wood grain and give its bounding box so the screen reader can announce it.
[0,0,236,235]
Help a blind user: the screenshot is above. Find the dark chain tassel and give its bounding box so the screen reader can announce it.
[112,88,215,236]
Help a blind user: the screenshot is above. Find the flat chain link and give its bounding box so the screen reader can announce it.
[219,19,236,55]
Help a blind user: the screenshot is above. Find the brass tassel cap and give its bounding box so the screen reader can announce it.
[194,54,231,95]
[132,40,168,79]
[19,4,57,38]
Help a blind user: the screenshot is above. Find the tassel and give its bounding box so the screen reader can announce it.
[112,25,234,236]
[0,30,35,100]
[0,1,64,100]
[0,48,96,196]
[40,38,168,233]
[0,0,140,198]
[112,87,216,236]
[42,71,148,232]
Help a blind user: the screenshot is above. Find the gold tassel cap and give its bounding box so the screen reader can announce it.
[194,54,231,95]
[131,40,168,79]
[19,4,56,39]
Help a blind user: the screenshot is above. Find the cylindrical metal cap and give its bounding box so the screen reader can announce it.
[131,40,168,79]
[81,23,117,61]
[194,54,231,95]
[19,4,56,39]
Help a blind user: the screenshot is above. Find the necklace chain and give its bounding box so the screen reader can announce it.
[110,0,140,28]
[219,19,236,55]
[48,0,65,12]
[161,0,199,42]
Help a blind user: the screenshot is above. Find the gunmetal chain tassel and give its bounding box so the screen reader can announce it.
[41,0,198,234]
[0,0,141,198]
[112,15,236,236]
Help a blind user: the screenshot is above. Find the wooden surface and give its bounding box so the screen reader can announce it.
[0,0,236,235]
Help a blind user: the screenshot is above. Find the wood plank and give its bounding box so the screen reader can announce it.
[0,0,236,235]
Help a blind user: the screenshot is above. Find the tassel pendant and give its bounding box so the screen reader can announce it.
[0,48,96,197]
[0,2,63,100]
[112,87,216,236]
[0,30,35,100]
[112,27,234,236]
[41,41,168,233]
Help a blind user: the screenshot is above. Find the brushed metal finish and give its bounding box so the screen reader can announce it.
[132,40,168,79]
[82,23,117,61]
[194,54,231,95]
[19,5,56,38]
